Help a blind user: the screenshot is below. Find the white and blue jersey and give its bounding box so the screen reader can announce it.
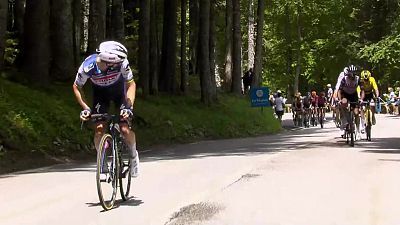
[74,54,133,87]
[74,54,134,114]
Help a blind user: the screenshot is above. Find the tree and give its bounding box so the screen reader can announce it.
[111,0,125,41]
[198,0,215,105]
[294,2,302,95]
[180,0,188,94]
[0,0,7,70]
[159,0,178,93]
[231,0,242,94]
[149,0,158,94]
[209,0,217,97]
[139,0,150,96]
[51,0,75,81]
[23,0,51,85]
[87,0,106,53]
[252,0,265,87]
[247,0,255,69]
[189,0,199,75]
[72,0,81,66]
[223,0,233,90]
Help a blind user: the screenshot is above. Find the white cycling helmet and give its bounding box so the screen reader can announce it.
[96,41,128,63]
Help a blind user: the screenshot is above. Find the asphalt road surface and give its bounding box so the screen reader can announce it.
[1,113,399,225]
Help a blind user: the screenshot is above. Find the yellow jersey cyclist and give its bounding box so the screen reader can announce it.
[357,70,379,127]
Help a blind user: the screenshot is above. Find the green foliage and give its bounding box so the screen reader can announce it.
[136,94,281,147]
[0,77,90,154]
[5,36,19,65]
[0,76,281,164]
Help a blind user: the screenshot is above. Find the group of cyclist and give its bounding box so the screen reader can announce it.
[289,64,380,139]
[291,90,329,128]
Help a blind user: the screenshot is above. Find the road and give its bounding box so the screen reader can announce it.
[1,113,399,225]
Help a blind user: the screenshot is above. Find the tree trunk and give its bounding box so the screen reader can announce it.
[139,0,150,96]
[105,0,112,38]
[284,3,293,100]
[15,0,25,37]
[232,0,242,94]
[293,5,302,94]
[23,0,51,85]
[294,3,302,95]
[51,0,75,81]
[252,0,265,88]
[111,0,124,41]
[13,0,25,67]
[189,0,199,75]
[88,0,106,53]
[198,0,214,105]
[223,0,233,91]
[72,0,81,67]
[159,0,177,93]
[180,0,188,94]
[149,0,158,94]
[0,0,7,70]
[81,0,89,53]
[209,0,217,97]
[247,0,255,70]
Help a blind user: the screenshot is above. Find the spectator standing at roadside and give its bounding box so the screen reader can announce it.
[273,90,285,123]
[242,68,254,95]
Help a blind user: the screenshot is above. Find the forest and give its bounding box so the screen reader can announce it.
[1,0,400,173]
[1,0,400,101]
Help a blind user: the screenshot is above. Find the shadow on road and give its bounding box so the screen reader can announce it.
[3,115,399,176]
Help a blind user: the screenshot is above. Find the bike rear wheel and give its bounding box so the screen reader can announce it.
[119,143,132,201]
[350,112,355,147]
[96,134,118,211]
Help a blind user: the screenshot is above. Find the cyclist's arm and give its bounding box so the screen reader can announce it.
[72,66,91,110]
[72,83,90,110]
[126,80,136,108]
[333,72,345,100]
[370,77,379,98]
[122,59,136,108]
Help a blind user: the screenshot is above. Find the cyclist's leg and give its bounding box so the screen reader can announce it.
[115,90,139,177]
[339,99,348,129]
[359,104,365,133]
[370,97,376,125]
[92,89,110,151]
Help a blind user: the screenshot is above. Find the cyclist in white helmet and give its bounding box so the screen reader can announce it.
[72,41,139,177]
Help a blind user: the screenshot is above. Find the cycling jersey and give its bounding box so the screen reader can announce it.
[74,54,134,114]
[357,77,378,94]
[317,96,326,107]
[339,75,360,94]
[335,72,345,91]
[303,96,311,108]
[311,96,318,107]
[74,54,133,87]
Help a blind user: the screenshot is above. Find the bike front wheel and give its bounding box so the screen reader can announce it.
[96,134,118,211]
[119,143,132,201]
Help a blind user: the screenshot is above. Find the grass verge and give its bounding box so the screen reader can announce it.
[0,77,281,174]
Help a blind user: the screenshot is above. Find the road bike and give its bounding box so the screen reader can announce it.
[333,101,341,128]
[90,114,132,210]
[343,102,359,147]
[361,100,375,141]
[303,107,311,128]
[293,109,303,127]
[310,106,318,127]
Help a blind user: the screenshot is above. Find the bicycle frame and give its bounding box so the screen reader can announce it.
[89,113,132,210]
